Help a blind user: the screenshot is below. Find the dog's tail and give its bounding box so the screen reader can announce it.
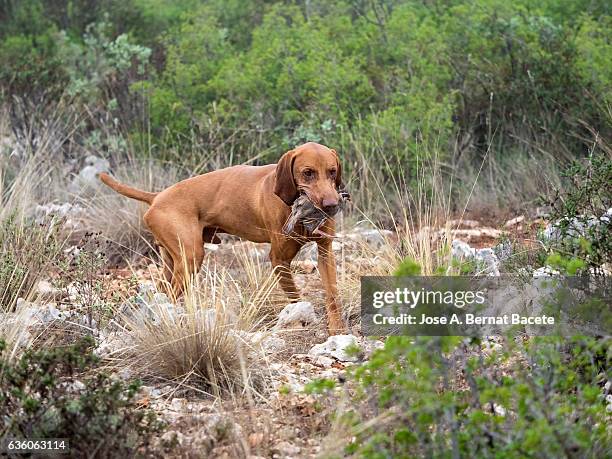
[98,172,157,204]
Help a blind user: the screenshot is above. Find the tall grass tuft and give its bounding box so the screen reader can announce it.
[0,142,68,311]
[124,259,270,398]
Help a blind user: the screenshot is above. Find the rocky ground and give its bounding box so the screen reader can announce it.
[5,155,610,457]
[5,211,551,458]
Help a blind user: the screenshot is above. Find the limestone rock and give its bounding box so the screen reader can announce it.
[69,155,110,194]
[34,202,86,230]
[274,301,317,329]
[309,334,359,362]
[452,240,500,276]
[272,441,301,458]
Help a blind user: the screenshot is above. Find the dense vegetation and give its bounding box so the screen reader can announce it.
[1,0,610,210]
[0,337,164,456]
[327,334,611,458]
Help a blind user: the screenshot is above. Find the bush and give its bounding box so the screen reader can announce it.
[338,335,610,458]
[55,18,151,105]
[544,149,612,273]
[323,258,611,457]
[0,337,165,457]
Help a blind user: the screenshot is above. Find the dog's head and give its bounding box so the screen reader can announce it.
[274,142,343,213]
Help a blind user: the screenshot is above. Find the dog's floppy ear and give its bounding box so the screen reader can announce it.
[330,148,343,189]
[274,149,298,205]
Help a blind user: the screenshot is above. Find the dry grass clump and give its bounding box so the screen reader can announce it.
[124,261,271,398]
[230,242,285,324]
[0,144,69,312]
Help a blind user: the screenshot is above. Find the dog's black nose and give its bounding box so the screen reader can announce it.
[322,198,339,215]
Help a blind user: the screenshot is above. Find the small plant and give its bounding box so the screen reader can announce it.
[54,232,114,331]
[324,259,610,457]
[0,337,165,457]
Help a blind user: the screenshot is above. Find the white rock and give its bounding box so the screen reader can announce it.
[314,355,334,368]
[94,330,133,357]
[474,248,501,276]
[447,228,503,240]
[492,403,506,417]
[273,441,301,457]
[347,228,394,248]
[452,239,475,259]
[452,240,500,276]
[16,299,65,324]
[120,282,181,325]
[69,155,110,194]
[170,397,187,412]
[543,208,611,242]
[260,334,287,354]
[533,266,561,278]
[242,330,286,353]
[274,301,317,329]
[309,334,359,362]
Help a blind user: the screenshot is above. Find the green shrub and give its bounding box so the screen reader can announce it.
[338,334,610,458]
[0,31,66,98]
[544,150,612,273]
[0,337,165,457]
[55,18,151,105]
[324,256,611,457]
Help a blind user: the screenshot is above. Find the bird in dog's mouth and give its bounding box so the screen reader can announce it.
[282,189,350,236]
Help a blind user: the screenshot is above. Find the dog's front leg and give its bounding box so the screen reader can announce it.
[316,222,347,335]
[270,237,301,301]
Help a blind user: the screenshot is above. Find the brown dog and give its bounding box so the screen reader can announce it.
[99,142,346,334]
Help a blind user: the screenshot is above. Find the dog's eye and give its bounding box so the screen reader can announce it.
[303,170,315,179]
[329,169,337,178]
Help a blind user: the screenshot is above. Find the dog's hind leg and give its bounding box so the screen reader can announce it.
[145,209,204,298]
[156,246,174,295]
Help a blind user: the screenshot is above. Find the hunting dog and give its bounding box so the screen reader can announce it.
[99,142,346,334]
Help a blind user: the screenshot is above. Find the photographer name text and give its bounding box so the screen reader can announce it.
[372,313,555,326]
